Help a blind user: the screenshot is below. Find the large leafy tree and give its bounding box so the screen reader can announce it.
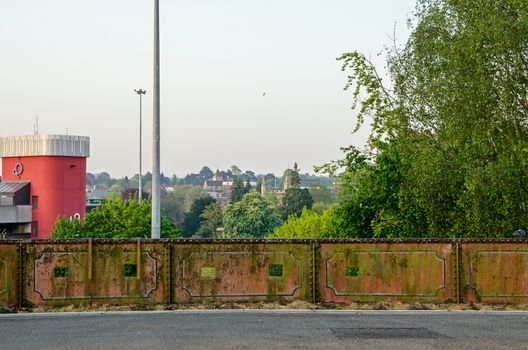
[270,207,339,239]
[323,0,528,237]
[308,186,334,204]
[199,166,214,179]
[52,197,181,238]
[223,192,283,238]
[182,196,216,237]
[230,165,242,176]
[197,202,224,238]
[280,163,313,218]
[290,163,301,187]
[281,188,314,219]
[160,185,206,226]
[230,178,249,203]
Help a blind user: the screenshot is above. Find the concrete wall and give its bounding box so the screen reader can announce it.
[172,242,313,302]
[320,242,456,303]
[461,242,528,304]
[0,239,527,308]
[23,240,169,307]
[0,243,19,308]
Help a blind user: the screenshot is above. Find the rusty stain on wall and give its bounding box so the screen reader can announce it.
[1,239,528,308]
[320,243,456,303]
[172,243,312,302]
[0,243,18,308]
[461,242,528,304]
[24,241,169,307]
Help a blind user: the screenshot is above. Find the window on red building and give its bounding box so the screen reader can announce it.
[32,221,38,237]
[32,196,39,209]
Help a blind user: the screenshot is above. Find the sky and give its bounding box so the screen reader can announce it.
[0,0,416,178]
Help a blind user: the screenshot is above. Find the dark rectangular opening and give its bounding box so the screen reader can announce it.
[53,267,68,278]
[124,264,137,277]
[268,264,283,277]
[345,266,360,277]
[32,196,38,209]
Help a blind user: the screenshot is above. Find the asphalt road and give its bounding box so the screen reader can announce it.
[0,310,527,350]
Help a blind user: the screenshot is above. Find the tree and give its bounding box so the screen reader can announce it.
[109,183,124,193]
[308,186,334,204]
[197,202,223,238]
[52,196,181,238]
[323,0,528,238]
[182,196,216,237]
[244,180,252,192]
[199,166,214,179]
[230,165,242,176]
[281,188,314,218]
[291,163,301,187]
[230,178,247,203]
[337,141,403,237]
[96,172,112,189]
[52,215,83,238]
[312,201,332,215]
[161,185,206,227]
[244,170,257,181]
[270,207,339,239]
[143,171,152,183]
[86,173,96,186]
[223,192,283,238]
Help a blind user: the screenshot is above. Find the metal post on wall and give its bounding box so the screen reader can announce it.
[134,89,146,203]
[151,0,161,239]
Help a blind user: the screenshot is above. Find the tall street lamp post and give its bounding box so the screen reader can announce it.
[134,89,146,203]
[152,0,161,239]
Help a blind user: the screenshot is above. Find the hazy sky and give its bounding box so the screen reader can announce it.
[0,0,416,178]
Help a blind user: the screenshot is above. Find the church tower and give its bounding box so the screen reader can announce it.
[261,177,267,195]
[283,173,290,191]
[212,169,223,182]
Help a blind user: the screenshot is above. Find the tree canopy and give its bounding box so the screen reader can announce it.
[160,185,206,226]
[52,196,181,239]
[270,208,339,239]
[223,192,283,238]
[197,202,224,238]
[317,0,528,238]
[182,195,217,237]
[230,178,250,203]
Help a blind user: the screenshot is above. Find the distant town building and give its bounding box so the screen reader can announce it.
[300,178,322,188]
[261,172,290,199]
[86,185,109,201]
[86,185,109,213]
[203,169,233,206]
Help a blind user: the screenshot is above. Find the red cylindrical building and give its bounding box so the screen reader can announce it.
[0,135,90,239]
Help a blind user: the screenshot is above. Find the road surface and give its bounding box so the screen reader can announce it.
[0,310,527,349]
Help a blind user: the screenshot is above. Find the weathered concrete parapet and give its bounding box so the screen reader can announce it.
[0,242,19,308]
[460,241,528,304]
[320,242,456,303]
[172,241,313,302]
[1,238,528,308]
[23,240,169,307]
